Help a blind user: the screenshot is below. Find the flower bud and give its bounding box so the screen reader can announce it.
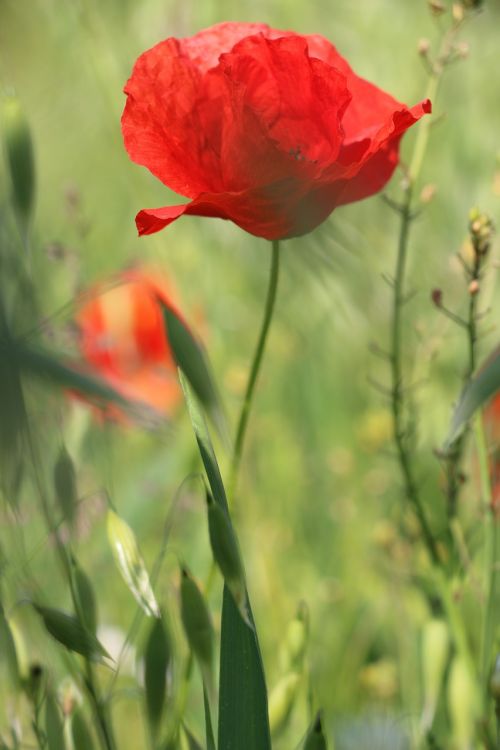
[206,491,248,623]
[431,289,443,308]
[268,672,301,736]
[420,183,436,204]
[468,279,479,296]
[447,656,478,748]
[1,95,35,232]
[456,42,469,59]
[469,207,494,256]
[421,618,449,730]
[452,3,465,21]
[418,38,431,56]
[180,567,214,674]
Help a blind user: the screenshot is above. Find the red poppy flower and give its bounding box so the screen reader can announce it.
[122,22,431,241]
[76,268,185,420]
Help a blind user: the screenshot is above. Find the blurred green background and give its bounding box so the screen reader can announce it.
[1,0,499,747]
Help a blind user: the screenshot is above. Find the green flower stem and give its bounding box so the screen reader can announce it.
[229,239,281,503]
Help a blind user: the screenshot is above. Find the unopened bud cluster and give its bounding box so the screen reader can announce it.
[469,207,494,258]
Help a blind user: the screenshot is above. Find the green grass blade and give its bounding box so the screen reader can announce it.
[179,372,271,750]
[445,344,500,448]
[203,684,216,750]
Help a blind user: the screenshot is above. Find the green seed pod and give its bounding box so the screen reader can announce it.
[71,707,96,750]
[71,559,98,635]
[180,567,214,672]
[144,613,171,738]
[1,95,35,231]
[33,604,109,662]
[303,710,329,750]
[206,491,247,621]
[268,671,301,736]
[421,618,449,730]
[447,656,478,748]
[107,509,160,618]
[489,654,500,701]
[54,446,78,529]
[281,601,309,671]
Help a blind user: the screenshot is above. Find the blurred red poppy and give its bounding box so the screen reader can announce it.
[76,268,184,420]
[122,22,431,241]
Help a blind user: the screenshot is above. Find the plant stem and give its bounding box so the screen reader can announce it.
[390,189,440,565]
[229,239,281,503]
[445,250,481,519]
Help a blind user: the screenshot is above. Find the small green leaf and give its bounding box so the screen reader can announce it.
[106,509,160,618]
[446,344,500,447]
[144,613,171,738]
[161,302,226,437]
[304,711,328,750]
[71,707,96,750]
[44,692,65,750]
[33,604,109,662]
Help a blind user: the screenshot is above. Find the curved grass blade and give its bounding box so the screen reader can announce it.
[303,711,328,750]
[144,613,171,739]
[445,344,500,448]
[161,302,227,441]
[203,684,216,750]
[179,372,271,750]
[45,692,65,750]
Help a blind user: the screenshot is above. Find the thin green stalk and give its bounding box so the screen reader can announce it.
[390,188,440,565]
[389,17,465,565]
[445,250,481,519]
[229,239,281,502]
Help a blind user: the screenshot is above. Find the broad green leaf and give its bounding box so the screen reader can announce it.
[33,604,109,662]
[304,712,328,750]
[179,372,271,750]
[44,692,65,750]
[144,613,171,738]
[445,344,500,447]
[161,303,227,438]
[107,510,160,618]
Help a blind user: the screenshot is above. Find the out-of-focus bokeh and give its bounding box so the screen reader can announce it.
[1,0,499,746]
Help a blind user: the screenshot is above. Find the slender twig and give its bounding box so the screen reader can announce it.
[229,239,281,503]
